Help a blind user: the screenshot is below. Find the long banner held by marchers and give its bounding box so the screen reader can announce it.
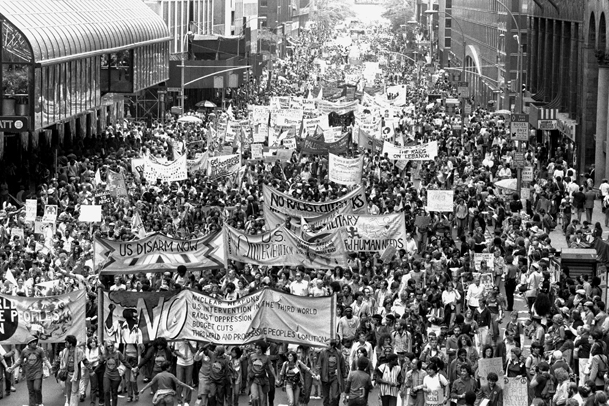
[329,154,363,185]
[187,152,209,174]
[263,201,353,230]
[207,154,241,180]
[0,290,86,344]
[94,232,225,274]
[100,288,336,346]
[316,100,360,115]
[263,184,367,217]
[224,225,348,268]
[143,155,188,184]
[298,133,350,155]
[382,141,438,160]
[307,213,407,252]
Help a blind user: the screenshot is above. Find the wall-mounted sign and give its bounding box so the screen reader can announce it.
[0,116,29,133]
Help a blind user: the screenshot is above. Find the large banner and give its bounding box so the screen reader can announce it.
[94,232,225,274]
[100,288,336,346]
[207,154,241,180]
[329,154,363,186]
[263,201,353,230]
[263,184,367,217]
[426,190,454,212]
[357,128,383,153]
[316,100,360,115]
[307,213,407,252]
[298,133,350,155]
[382,141,438,160]
[143,155,188,184]
[224,225,348,268]
[0,290,86,344]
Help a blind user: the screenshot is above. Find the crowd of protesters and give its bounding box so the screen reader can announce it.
[0,17,608,406]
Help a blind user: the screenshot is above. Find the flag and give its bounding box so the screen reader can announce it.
[94,169,102,185]
[5,269,17,286]
[131,212,147,239]
[227,104,235,120]
[317,87,323,100]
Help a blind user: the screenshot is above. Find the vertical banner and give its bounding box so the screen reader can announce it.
[328,154,363,186]
[25,199,37,222]
[426,190,454,212]
[0,290,87,343]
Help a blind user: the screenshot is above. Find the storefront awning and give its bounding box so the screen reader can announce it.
[0,0,170,66]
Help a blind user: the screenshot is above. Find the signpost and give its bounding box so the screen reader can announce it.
[510,114,529,141]
[522,166,534,182]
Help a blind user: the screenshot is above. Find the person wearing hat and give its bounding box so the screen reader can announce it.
[8,335,52,406]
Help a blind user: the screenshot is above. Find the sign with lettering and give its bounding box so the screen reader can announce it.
[510,114,529,141]
[0,116,29,133]
[101,288,336,346]
[522,166,534,182]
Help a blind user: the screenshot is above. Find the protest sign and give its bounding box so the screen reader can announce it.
[311,213,407,252]
[382,141,438,160]
[380,245,397,263]
[252,106,270,125]
[95,191,111,205]
[275,109,304,127]
[426,190,454,212]
[263,201,353,230]
[224,225,347,268]
[107,170,128,197]
[143,155,188,184]
[130,158,146,179]
[11,228,24,240]
[478,357,504,388]
[34,221,55,235]
[251,144,263,159]
[302,116,330,136]
[474,253,495,271]
[187,152,208,174]
[414,215,431,229]
[298,133,350,155]
[316,100,360,115]
[282,137,297,149]
[207,154,241,183]
[79,205,102,223]
[0,290,86,344]
[25,199,37,222]
[254,123,268,143]
[324,126,342,143]
[100,288,336,346]
[276,149,294,161]
[263,184,367,217]
[329,154,363,186]
[504,377,528,406]
[94,232,225,274]
[42,205,58,223]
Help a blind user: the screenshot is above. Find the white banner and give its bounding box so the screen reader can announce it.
[251,144,263,159]
[329,154,363,186]
[25,199,37,222]
[207,154,241,180]
[143,155,188,184]
[274,109,304,127]
[79,205,102,223]
[382,141,438,160]
[187,152,208,174]
[426,190,454,212]
[302,116,329,137]
[42,205,57,223]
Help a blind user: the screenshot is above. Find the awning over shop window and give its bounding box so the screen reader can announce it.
[0,0,170,66]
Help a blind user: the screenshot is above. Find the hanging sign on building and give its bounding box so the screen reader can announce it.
[0,116,30,133]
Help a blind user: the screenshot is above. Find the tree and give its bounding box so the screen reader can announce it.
[315,0,356,30]
[382,0,415,31]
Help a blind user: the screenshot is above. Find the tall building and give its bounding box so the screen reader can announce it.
[446,0,526,111]
[526,0,582,172]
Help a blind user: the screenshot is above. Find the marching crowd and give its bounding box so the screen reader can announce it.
[1,17,609,406]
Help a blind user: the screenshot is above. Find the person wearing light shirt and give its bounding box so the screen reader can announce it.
[289,272,309,296]
[442,282,462,325]
[404,233,418,256]
[173,340,197,406]
[465,278,485,310]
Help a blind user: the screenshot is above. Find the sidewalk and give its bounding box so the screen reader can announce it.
[549,199,606,250]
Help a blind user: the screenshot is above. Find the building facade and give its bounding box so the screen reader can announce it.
[526,0,583,171]
[447,0,525,110]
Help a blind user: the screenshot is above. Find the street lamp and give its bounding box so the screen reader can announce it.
[181,31,194,115]
[496,0,524,114]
